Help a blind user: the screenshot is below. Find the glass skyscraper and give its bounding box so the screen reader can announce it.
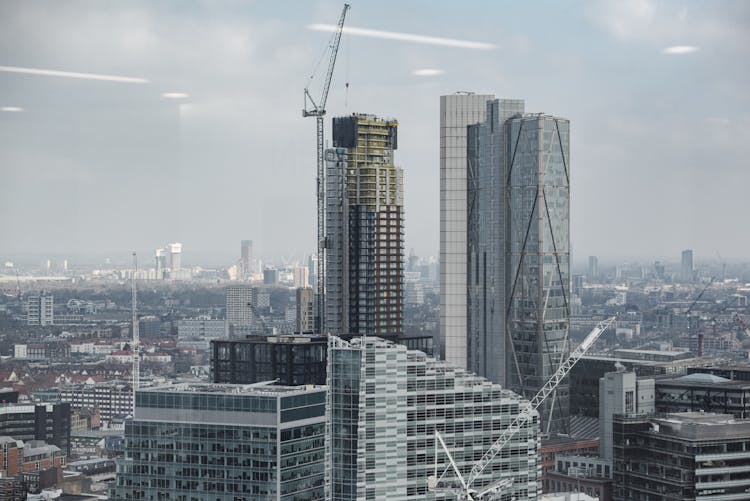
[326,336,541,500]
[111,383,326,501]
[468,105,571,434]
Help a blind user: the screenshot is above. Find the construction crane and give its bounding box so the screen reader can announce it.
[429,316,617,500]
[131,252,140,408]
[303,3,349,335]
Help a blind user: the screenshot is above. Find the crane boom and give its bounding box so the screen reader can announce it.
[464,316,617,490]
[303,4,350,335]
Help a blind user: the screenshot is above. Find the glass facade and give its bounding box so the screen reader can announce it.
[506,114,571,434]
[439,93,495,369]
[467,98,525,386]
[211,336,327,386]
[111,384,326,501]
[326,336,541,500]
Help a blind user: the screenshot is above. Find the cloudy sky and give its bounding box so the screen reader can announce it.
[0,0,748,264]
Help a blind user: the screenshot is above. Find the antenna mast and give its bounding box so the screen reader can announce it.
[131,252,139,413]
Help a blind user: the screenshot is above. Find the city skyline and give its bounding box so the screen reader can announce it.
[1,1,749,260]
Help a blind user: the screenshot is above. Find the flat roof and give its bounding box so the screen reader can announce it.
[141,382,326,396]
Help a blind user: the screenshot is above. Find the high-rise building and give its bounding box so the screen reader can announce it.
[26,292,54,326]
[466,104,572,433]
[440,92,495,368]
[296,287,315,333]
[111,383,327,501]
[466,98,525,386]
[293,266,309,288]
[154,247,168,279]
[588,256,599,282]
[326,113,403,338]
[613,412,750,501]
[225,285,254,336]
[263,267,279,285]
[681,248,694,282]
[240,239,252,280]
[327,336,541,500]
[211,335,327,385]
[168,242,182,272]
[598,370,654,460]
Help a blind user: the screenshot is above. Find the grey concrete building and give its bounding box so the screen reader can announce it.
[613,412,750,501]
[440,93,495,368]
[598,370,655,460]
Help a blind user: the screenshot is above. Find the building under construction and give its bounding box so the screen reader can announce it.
[325,113,404,338]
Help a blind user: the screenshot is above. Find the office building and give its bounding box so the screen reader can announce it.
[327,336,541,500]
[467,105,571,433]
[49,381,133,425]
[211,335,327,386]
[681,249,694,282]
[293,266,309,288]
[225,285,254,336]
[27,292,54,326]
[613,412,750,501]
[588,256,598,282]
[598,370,654,460]
[466,98,525,386]
[240,239,253,280]
[0,403,71,455]
[111,383,327,501]
[263,267,279,285]
[655,372,750,418]
[326,113,404,338]
[296,287,315,333]
[168,242,182,272]
[440,92,494,368]
[177,317,226,349]
[154,247,168,279]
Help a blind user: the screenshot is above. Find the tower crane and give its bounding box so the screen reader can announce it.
[303,4,350,335]
[429,316,617,500]
[131,252,140,408]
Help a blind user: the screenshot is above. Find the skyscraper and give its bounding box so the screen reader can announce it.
[240,239,252,280]
[440,93,495,369]
[588,255,599,282]
[467,105,572,433]
[325,113,403,338]
[326,336,541,500]
[681,249,694,282]
[26,292,54,326]
[467,98,525,385]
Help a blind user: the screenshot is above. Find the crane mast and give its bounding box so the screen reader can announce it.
[431,316,617,500]
[303,3,349,335]
[131,252,140,412]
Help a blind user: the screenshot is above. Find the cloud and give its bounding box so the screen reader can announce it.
[412,68,444,77]
[162,92,189,99]
[662,45,699,54]
[0,65,148,83]
[308,24,496,50]
[1,106,24,112]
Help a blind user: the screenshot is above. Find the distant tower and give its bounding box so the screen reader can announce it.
[27,292,54,326]
[681,249,694,283]
[588,256,599,282]
[326,113,404,338]
[240,240,253,280]
[168,243,182,273]
[154,248,166,279]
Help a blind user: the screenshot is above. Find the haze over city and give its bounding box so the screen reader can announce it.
[1,0,748,262]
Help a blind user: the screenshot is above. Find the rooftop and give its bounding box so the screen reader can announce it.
[141,382,325,396]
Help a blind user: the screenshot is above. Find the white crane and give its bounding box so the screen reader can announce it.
[131,252,140,408]
[430,316,617,500]
[303,3,350,335]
